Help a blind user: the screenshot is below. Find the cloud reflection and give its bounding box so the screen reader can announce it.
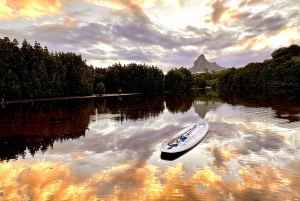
[0,91,300,200]
[0,158,299,201]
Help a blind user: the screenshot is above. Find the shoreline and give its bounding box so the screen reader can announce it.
[1,93,141,104]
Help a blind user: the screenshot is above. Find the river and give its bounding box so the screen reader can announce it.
[0,89,299,201]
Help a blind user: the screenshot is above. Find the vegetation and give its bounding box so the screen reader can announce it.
[0,37,93,99]
[165,92,194,113]
[94,62,164,94]
[192,70,226,88]
[1,36,299,100]
[95,81,105,95]
[0,37,164,99]
[217,44,300,93]
[165,67,193,92]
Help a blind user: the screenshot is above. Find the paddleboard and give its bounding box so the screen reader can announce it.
[160,122,209,153]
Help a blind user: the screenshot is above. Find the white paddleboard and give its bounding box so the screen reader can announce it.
[161,122,209,153]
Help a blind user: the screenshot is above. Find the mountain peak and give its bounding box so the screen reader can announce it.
[188,54,225,72]
[199,54,205,59]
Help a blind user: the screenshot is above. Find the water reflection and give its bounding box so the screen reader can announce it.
[96,95,165,122]
[0,99,93,161]
[219,88,300,122]
[0,90,300,201]
[1,157,299,200]
[0,95,165,161]
[165,93,194,113]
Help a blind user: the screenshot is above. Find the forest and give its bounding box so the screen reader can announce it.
[0,37,165,99]
[1,36,299,100]
[217,44,300,93]
[0,37,200,100]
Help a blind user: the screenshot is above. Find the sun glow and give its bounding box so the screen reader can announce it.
[0,0,62,20]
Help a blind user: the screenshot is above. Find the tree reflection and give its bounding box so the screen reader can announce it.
[165,90,223,115]
[0,99,93,161]
[0,95,165,161]
[219,89,300,122]
[99,94,165,122]
[165,92,194,113]
[1,89,299,161]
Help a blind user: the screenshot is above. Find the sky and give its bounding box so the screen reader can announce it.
[0,0,300,72]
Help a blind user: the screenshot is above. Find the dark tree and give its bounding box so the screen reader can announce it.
[165,67,193,92]
[95,82,105,95]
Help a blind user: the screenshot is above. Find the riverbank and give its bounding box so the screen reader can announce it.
[1,93,141,104]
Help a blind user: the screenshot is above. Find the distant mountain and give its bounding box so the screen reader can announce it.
[189,54,226,72]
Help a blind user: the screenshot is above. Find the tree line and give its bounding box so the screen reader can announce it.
[1,37,299,100]
[94,62,164,94]
[0,37,166,99]
[0,37,199,100]
[217,44,300,93]
[0,37,94,99]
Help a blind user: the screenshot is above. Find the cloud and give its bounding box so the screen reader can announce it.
[63,18,81,27]
[1,0,299,70]
[209,0,229,24]
[85,0,145,19]
[86,0,184,10]
[111,20,180,49]
[239,0,266,7]
[1,158,298,200]
[242,13,287,35]
[243,131,284,152]
[0,0,62,20]
[184,26,240,56]
[207,146,236,172]
[0,0,16,20]
[217,48,272,67]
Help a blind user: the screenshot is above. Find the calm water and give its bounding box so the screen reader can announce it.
[0,90,300,201]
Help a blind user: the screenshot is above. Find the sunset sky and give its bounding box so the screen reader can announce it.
[1,0,299,72]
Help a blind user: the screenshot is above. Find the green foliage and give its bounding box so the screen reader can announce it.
[0,37,94,99]
[95,63,164,94]
[58,52,94,96]
[192,75,206,88]
[0,69,21,98]
[95,82,105,95]
[192,70,226,88]
[207,78,218,88]
[217,44,300,95]
[217,68,237,92]
[271,44,300,60]
[0,37,165,99]
[165,67,193,92]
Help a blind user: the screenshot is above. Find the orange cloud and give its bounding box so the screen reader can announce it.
[0,0,62,20]
[193,166,222,186]
[1,159,299,201]
[63,18,81,27]
[209,0,230,24]
[206,145,239,172]
[86,0,183,11]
